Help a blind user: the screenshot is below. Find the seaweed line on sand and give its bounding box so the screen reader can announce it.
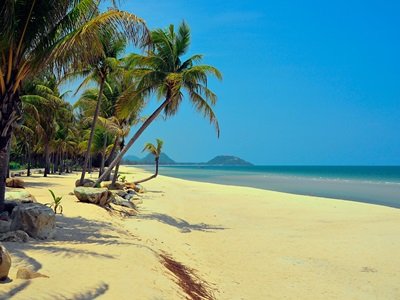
[159,253,216,300]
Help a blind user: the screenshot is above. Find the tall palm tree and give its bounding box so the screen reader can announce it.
[94,22,222,186]
[0,0,148,211]
[134,139,163,184]
[73,32,132,185]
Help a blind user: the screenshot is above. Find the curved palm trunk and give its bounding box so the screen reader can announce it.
[79,77,105,185]
[111,160,121,186]
[105,136,119,181]
[111,138,124,186]
[134,157,159,184]
[93,96,172,187]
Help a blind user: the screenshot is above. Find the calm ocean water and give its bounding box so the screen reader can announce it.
[136,165,400,208]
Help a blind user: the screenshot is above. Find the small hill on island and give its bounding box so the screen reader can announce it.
[124,155,140,162]
[140,153,176,165]
[206,155,253,166]
[122,153,176,165]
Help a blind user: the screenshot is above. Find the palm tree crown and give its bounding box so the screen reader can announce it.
[142,139,164,160]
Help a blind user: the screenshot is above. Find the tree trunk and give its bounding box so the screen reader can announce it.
[111,138,124,186]
[0,142,8,212]
[59,151,63,175]
[134,157,159,184]
[93,96,172,187]
[27,144,31,177]
[105,136,119,166]
[0,88,21,212]
[80,76,106,185]
[111,160,121,186]
[99,133,107,177]
[44,141,50,177]
[6,139,11,178]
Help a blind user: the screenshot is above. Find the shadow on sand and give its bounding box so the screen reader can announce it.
[139,213,226,233]
[0,215,136,299]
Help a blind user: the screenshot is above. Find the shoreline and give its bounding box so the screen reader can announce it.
[1,166,400,299]
[130,165,400,209]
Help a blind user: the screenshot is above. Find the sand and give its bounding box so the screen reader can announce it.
[1,166,399,299]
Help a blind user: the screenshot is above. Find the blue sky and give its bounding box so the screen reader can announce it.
[87,0,400,165]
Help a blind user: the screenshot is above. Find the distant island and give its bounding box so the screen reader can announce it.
[206,155,253,166]
[122,154,253,166]
[123,153,176,165]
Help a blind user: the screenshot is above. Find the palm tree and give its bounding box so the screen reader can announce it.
[21,77,65,177]
[73,32,132,185]
[0,0,148,211]
[94,22,222,186]
[134,139,163,184]
[76,73,144,182]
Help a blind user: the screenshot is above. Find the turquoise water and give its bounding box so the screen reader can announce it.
[136,165,400,208]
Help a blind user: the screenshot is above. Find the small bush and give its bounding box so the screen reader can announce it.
[9,161,21,170]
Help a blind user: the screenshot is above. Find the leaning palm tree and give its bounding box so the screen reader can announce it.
[94,22,222,186]
[0,0,148,211]
[134,139,163,184]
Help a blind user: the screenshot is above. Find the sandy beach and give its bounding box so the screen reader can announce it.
[1,166,400,299]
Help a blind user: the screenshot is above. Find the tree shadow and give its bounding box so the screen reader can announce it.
[54,215,137,246]
[138,213,226,233]
[0,281,30,299]
[0,281,109,300]
[25,181,64,188]
[47,282,109,300]
[0,215,130,298]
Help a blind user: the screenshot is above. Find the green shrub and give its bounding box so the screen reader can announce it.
[9,161,21,170]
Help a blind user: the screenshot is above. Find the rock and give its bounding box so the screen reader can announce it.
[124,182,136,189]
[74,187,112,207]
[112,195,136,209]
[125,193,140,201]
[126,189,136,195]
[100,181,125,190]
[0,230,29,243]
[75,178,95,187]
[68,192,74,195]
[134,184,146,193]
[131,199,143,206]
[5,188,36,203]
[0,245,11,281]
[115,190,128,198]
[6,178,25,188]
[16,267,49,279]
[0,220,11,233]
[10,204,56,240]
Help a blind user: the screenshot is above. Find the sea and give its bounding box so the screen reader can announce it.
[136,165,400,208]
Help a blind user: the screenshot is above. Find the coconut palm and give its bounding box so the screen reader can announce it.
[94,22,222,186]
[0,0,149,211]
[76,73,144,182]
[21,77,66,177]
[73,32,132,185]
[134,139,164,184]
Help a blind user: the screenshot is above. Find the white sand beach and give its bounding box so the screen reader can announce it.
[1,166,400,299]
